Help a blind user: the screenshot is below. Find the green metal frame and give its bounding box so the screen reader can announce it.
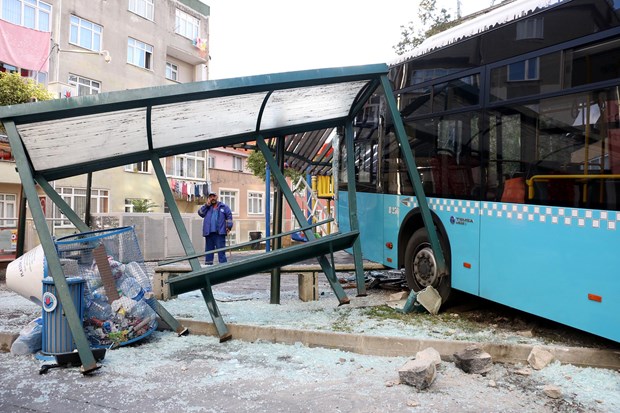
[0,66,447,372]
[257,136,350,304]
[379,76,447,276]
[4,121,99,373]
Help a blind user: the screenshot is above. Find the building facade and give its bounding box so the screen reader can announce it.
[0,0,274,258]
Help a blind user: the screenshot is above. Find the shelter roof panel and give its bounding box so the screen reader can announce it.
[0,64,388,180]
[151,93,266,150]
[18,108,147,171]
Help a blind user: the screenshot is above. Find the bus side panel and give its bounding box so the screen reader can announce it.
[337,191,386,265]
[427,198,481,296]
[480,203,620,342]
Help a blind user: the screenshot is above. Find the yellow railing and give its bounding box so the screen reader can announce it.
[526,174,620,202]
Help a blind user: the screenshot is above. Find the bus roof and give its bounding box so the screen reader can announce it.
[0,64,387,181]
[391,0,567,65]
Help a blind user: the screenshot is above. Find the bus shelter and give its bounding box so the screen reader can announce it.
[0,64,445,373]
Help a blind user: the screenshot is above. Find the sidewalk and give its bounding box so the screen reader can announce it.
[1,256,619,413]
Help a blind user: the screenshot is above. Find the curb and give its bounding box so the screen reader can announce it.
[174,318,620,370]
[3,321,618,370]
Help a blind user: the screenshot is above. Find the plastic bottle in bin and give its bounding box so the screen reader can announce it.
[125,262,152,292]
[120,277,144,301]
[87,300,113,321]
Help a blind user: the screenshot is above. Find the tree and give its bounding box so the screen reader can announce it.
[0,72,54,133]
[393,0,458,56]
[0,72,54,106]
[246,149,304,186]
[131,199,158,213]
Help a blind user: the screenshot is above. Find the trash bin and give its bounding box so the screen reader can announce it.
[54,226,158,348]
[249,231,262,250]
[41,277,85,355]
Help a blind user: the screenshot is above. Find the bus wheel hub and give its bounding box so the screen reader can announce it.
[413,247,437,286]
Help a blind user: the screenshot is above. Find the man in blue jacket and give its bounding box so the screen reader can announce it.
[198,192,233,265]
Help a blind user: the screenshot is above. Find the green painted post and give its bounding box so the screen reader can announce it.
[256,136,350,305]
[150,154,228,340]
[379,75,447,276]
[4,121,99,373]
[344,122,367,296]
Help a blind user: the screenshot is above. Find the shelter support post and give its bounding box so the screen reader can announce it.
[150,154,228,340]
[270,137,286,304]
[4,121,99,373]
[343,123,367,296]
[256,136,350,305]
[379,75,447,276]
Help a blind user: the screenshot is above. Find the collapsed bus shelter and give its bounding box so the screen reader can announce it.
[0,64,445,373]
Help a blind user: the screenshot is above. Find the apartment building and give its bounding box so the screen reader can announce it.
[0,0,272,259]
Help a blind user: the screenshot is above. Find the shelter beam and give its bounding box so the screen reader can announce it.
[150,154,227,340]
[379,75,447,275]
[4,121,99,373]
[256,136,350,305]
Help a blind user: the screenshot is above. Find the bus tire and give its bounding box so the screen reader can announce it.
[404,227,451,305]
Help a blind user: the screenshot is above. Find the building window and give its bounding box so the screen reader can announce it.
[516,17,544,40]
[232,156,243,171]
[219,190,237,214]
[0,193,17,227]
[1,0,51,31]
[124,161,149,173]
[207,155,215,169]
[128,0,154,20]
[127,37,153,70]
[53,188,109,227]
[69,15,102,51]
[248,192,264,215]
[165,151,206,179]
[1,63,46,84]
[165,62,178,81]
[68,74,101,95]
[508,57,539,81]
[175,9,200,40]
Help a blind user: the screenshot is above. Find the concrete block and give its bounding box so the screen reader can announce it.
[454,345,493,374]
[416,286,442,315]
[298,272,318,302]
[527,346,555,370]
[153,271,179,301]
[399,357,437,389]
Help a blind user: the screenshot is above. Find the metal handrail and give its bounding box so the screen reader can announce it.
[158,218,334,265]
[526,174,620,199]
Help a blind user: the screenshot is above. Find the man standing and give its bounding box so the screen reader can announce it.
[198,192,233,265]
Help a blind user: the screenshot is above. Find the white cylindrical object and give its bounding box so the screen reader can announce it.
[6,245,47,305]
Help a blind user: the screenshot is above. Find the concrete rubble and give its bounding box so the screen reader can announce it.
[453,344,493,374]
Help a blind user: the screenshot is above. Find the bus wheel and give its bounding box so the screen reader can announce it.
[404,228,451,305]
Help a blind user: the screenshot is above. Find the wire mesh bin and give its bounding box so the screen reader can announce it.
[41,277,85,355]
[55,226,158,348]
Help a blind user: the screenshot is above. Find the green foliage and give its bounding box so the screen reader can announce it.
[131,199,158,213]
[393,0,456,56]
[246,149,304,186]
[0,72,54,134]
[0,72,53,106]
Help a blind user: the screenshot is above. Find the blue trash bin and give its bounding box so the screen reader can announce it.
[41,277,85,355]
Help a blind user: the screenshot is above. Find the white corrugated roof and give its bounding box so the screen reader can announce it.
[392,0,569,64]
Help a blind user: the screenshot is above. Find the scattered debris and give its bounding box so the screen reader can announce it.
[453,345,492,374]
[543,384,563,399]
[514,367,533,376]
[398,347,441,389]
[527,346,555,370]
[415,286,442,315]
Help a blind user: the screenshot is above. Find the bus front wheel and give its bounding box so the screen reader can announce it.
[404,228,451,305]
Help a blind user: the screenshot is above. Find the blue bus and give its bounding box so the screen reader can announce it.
[337,0,620,343]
